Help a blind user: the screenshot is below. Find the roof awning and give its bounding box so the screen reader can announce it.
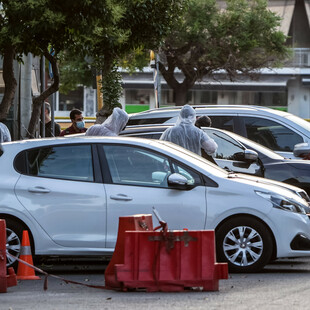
[268,0,295,35]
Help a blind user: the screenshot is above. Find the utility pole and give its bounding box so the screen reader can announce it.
[40,56,45,137]
[150,50,161,108]
[19,53,32,139]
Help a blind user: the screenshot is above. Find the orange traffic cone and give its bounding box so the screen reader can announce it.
[16,230,40,280]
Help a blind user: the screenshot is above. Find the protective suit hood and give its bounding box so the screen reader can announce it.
[86,107,129,136]
[0,122,11,143]
[176,105,196,125]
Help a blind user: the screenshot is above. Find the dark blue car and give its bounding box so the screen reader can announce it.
[121,125,310,196]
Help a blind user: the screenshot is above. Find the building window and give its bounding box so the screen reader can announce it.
[199,91,217,104]
[125,90,150,105]
[253,92,287,106]
[59,87,84,112]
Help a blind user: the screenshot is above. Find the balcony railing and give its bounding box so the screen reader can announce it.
[285,48,310,68]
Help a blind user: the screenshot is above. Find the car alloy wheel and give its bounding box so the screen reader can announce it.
[216,216,273,272]
[6,227,21,268]
[223,225,263,267]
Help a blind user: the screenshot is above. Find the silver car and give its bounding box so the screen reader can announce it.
[1,136,310,273]
[128,105,310,159]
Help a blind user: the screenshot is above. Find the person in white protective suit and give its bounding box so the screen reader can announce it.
[86,107,129,136]
[160,105,217,156]
[0,122,11,143]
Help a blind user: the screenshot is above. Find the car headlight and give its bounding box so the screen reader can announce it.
[255,190,310,215]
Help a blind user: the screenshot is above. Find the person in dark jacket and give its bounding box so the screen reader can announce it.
[195,115,218,165]
[41,102,61,137]
[60,109,87,136]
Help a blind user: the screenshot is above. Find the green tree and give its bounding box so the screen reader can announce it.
[0,0,185,137]
[158,0,290,106]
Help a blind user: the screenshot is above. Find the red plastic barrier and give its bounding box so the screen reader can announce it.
[0,219,17,293]
[114,230,228,292]
[104,214,153,289]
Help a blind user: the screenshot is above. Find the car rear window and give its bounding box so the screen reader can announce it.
[15,144,94,182]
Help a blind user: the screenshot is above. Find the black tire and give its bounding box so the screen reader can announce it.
[5,219,27,270]
[216,216,273,273]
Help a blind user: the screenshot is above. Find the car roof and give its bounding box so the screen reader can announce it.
[0,136,156,153]
[121,124,286,159]
[129,105,288,118]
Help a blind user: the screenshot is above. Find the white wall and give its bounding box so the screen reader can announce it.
[287,77,310,118]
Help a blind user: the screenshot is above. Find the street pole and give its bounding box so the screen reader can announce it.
[150,50,161,109]
[48,49,55,137]
[40,56,45,137]
[156,54,161,108]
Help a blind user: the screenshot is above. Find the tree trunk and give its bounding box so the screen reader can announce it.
[27,51,60,138]
[0,45,17,120]
[174,86,189,106]
[158,61,193,106]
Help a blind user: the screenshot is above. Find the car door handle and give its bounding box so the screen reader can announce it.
[110,194,133,201]
[28,187,51,194]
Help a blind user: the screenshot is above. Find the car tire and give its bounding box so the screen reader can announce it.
[5,219,29,270]
[216,216,273,273]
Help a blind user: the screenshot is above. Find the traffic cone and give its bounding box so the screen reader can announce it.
[16,230,40,280]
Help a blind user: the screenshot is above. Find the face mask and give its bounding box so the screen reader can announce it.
[76,121,85,129]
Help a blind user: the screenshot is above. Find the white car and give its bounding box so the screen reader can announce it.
[128,105,310,159]
[1,136,310,272]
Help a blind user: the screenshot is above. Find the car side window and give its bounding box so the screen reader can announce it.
[205,129,245,160]
[103,145,171,187]
[23,145,94,182]
[209,116,234,132]
[243,117,303,152]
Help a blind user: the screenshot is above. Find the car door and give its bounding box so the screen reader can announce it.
[99,144,207,248]
[204,128,263,176]
[14,143,107,248]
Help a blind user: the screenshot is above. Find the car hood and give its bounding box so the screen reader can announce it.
[262,158,310,173]
[227,172,309,201]
[286,160,310,170]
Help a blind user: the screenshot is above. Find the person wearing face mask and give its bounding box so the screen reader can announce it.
[160,105,217,156]
[86,107,129,136]
[60,109,87,136]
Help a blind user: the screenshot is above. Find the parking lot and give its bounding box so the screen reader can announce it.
[2,257,310,309]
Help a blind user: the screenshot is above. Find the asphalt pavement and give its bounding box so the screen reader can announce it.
[2,257,310,310]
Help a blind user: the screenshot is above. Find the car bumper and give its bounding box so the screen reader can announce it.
[272,209,310,258]
[290,234,310,251]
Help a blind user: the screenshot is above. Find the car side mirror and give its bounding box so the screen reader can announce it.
[233,149,258,162]
[294,143,310,158]
[167,173,193,190]
[244,149,258,162]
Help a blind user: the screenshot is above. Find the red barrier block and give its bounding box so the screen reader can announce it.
[0,219,17,293]
[115,230,228,292]
[104,214,153,289]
